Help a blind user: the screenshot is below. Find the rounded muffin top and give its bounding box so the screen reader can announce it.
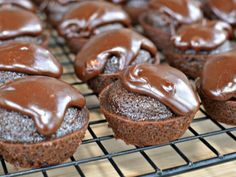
[207,0,236,25]
[75,29,159,81]
[200,49,236,101]
[0,76,86,136]
[120,63,200,115]
[59,1,130,39]
[0,42,63,78]
[0,6,43,40]
[149,0,203,24]
[172,20,232,51]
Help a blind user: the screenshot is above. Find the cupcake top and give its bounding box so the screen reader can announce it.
[0,0,36,11]
[0,42,63,78]
[149,0,202,24]
[207,0,236,25]
[200,50,236,101]
[59,1,130,39]
[0,6,42,40]
[0,76,86,136]
[75,29,158,81]
[107,0,126,4]
[172,20,232,51]
[121,63,199,115]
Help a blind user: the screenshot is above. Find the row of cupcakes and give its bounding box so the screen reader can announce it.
[0,1,90,169]
[0,0,235,170]
[36,0,236,149]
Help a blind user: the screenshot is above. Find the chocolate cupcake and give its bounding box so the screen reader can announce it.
[74,29,159,94]
[100,63,199,146]
[108,0,150,25]
[0,6,48,47]
[58,1,131,53]
[42,0,81,27]
[0,41,62,84]
[197,50,236,125]
[0,76,89,168]
[203,0,236,26]
[0,0,36,12]
[139,0,203,51]
[165,20,234,79]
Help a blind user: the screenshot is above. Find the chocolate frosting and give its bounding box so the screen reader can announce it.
[121,63,199,115]
[0,6,42,40]
[149,0,202,24]
[107,0,126,4]
[0,42,63,78]
[200,50,236,101]
[172,20,232,51]
[75,29,158,81]
[0,0,36,12]
[59,1,130,38]
[0,76,86,136]
[208,0,236,24]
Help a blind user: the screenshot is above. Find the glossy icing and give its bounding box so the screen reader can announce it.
[208,0,236,24]
[0,76,86,135]
[149,0,202,24]
[0,42,62,77]
[0,6,42,40]
[75,29,157,81]
[201,49,236,101]
[59,1,130,38]
[172,20,232,51]
[121,63,200,115]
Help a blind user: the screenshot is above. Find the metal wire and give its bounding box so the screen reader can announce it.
[0,29,236,177]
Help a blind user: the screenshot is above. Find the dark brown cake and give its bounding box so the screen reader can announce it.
[165,20,234,79]
[58,1,131,53]
[0,6,48,47]
[197,50,236,125]
[139,0,203,51]
[74,29,159,94]
[0,41,63,84]
[0,76,89,168]
[100,63,200,146]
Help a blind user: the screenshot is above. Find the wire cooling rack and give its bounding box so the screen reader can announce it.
[0,28,236,177]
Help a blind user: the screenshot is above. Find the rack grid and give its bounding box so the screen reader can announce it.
[0,28,236,177]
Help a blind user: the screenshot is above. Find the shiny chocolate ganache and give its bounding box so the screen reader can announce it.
[207,0,236,25]
[0,6,42,40]
[172,20,232,51]
[59,1,130,39]
[149,0,203,24]
[0,76,86,136]
[120,63,200,115]
[0,0,36,11]
[75,29,158,81]
[0,42,62,77]
[200,50,236,101]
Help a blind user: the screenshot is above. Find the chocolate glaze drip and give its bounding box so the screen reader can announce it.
[208,0,236,24]
[75,29,157,81]
[149,0,202,24]
[107,0,126,4]
[121,63,199,115]
[0,6,42,40]
[59,1,130,38]
[200,50,236,101]
[0,76,86,136]
[0,42,63,78]
[0,0,36,11]
[172,20,232,51]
